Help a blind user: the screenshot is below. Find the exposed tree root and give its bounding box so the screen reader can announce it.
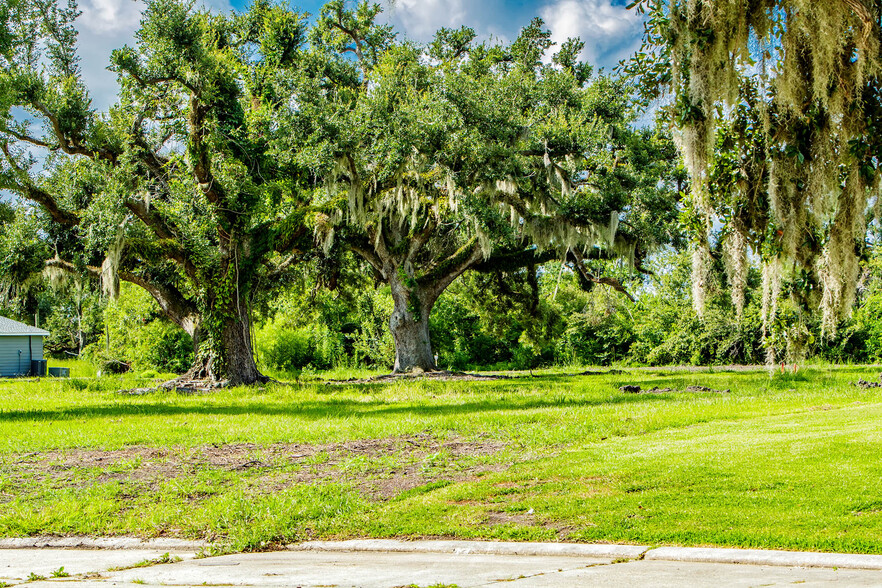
[117,363,273,395]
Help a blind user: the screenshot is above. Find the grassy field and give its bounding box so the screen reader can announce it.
[1,362,881,554]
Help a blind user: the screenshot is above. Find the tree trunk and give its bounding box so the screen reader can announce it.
[168,280,266,386]
[220,306,264,386]
[389,278,438,373]
[351,233,483,376]
[177,306,264,385]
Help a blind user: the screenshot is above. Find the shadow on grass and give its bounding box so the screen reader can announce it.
[0,390,669,423]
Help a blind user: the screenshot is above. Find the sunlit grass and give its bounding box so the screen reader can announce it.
[1,365,881,553]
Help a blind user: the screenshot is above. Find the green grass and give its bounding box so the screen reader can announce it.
[1,365,881,553]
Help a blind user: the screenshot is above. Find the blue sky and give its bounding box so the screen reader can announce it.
[75,0,645,109]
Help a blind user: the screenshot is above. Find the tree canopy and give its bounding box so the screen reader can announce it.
[0,0,682,380]
[0,0,327,384]
[307,7,681,371]
[628,0,882,360]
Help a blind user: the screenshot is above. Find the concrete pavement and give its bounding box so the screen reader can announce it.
[2,539,882,587]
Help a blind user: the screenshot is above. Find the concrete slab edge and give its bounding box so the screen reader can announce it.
[292,540,882,570]
[0,536,207,551]
[645,546,882,571]
[4,537,882,571]
[292,539,648,559]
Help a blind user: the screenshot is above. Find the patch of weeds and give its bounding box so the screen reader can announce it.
[768,370,813,387]
[63,378,89,392]
[63,376,127,392]
[109,552,182,571]
[51,565,70,577]
[0,581,12,588]
[151,552,182,565]
[420,451,450,473]
[339,454,372,473]
[304,451,330,466]
[132,578,146,585]
[27,572,47,581]
[393,480,453,501]
[105,456,144,473]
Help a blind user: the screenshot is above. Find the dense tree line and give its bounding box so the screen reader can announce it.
[0,0,682,380]
[1,0,880,377]
[7,244,881,375]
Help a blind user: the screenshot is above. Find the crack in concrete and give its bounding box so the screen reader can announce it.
[480,563,587,586]
[479,553,651,586]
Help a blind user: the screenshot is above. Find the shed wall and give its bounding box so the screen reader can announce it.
[0,336,44,377]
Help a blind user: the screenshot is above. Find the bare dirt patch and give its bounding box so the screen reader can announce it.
[483,510,536,526]
[1,434,507,501]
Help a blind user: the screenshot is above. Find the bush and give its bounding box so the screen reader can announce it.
[255,321,345,372]
[555,312,633,366]
[101,284,193,374]
[135,321,193,373]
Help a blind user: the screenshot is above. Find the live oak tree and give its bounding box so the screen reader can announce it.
[0,0,328,384]
[627,0,882,360]
[1,0,681,380]
[309,5,681,372]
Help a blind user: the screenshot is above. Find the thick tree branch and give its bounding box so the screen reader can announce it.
[346,236,384,274]
[327,5,366,64]
[569,247,635,302]
[471,246,559,272]
[418,238,483,294]
[124,198,198,279]
[2,128,54,150]
[188,98,226,206]
[405,217,437,265]
[45,257,200,333]
[0,144,80,226]
[119,272,200,334]
[264,252,303,278]
[31,100,118,163]
[121,62,199,94]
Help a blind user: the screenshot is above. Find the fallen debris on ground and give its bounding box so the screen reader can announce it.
[852,375,882,389]
[618,384,730,394]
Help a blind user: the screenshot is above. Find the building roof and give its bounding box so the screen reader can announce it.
[0,316,49,336]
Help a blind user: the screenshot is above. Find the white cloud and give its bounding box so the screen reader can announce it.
[75,0,233,111]
[78,0,143,34]
[384,0,517,45]
[386,0,468,40]
[539,0,644,68]
[74,0,143,110]
[384,0,643,69]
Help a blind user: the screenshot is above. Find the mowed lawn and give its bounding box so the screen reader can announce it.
[1,364,881,554]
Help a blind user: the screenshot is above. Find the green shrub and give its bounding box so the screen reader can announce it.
[555,313,633,366]
[100,284,193,374]
[255,321,345,372]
